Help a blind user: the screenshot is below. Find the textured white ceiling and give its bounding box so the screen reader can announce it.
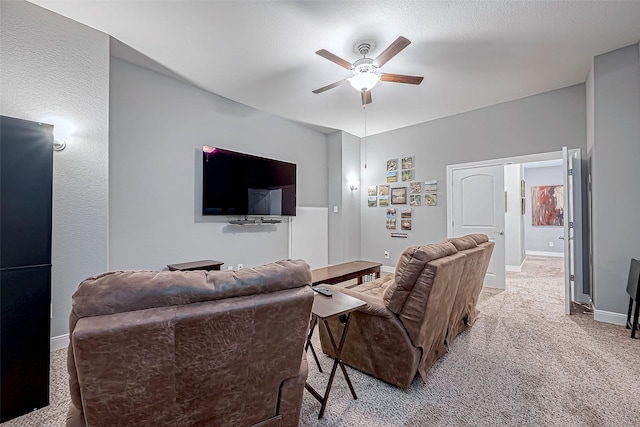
[30,1,640,137]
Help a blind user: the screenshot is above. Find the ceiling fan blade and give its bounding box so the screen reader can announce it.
[312,79,348,94]
[316,49,353,70]
[374,36,411,68]
[380,73,424,85]
[361,90,372,106]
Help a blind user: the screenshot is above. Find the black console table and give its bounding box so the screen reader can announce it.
[167,260,224,271]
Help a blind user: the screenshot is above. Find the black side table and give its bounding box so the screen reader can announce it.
[304,291,366,419]
[626,258,640,338]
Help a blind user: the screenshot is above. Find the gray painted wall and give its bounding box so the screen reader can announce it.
[0,1,110,338]
[109,58,328,271]
[591,43,640,316]
[523,166,565,254]
[328,131,361,264]
[360,84,586,268]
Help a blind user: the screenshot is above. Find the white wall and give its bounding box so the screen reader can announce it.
[109,58,328,271]
[505,164,525,269]
[591,43,640,319]
[0,0,110,338]
[360,85,586,268]
[523,165,565,254]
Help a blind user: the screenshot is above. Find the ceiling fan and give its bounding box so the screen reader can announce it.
[312,36,424,106]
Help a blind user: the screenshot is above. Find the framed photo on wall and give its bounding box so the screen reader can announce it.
[401,156,414,170]
[401,169,414,181]
[425,193,437,206]
[391,187,407,204]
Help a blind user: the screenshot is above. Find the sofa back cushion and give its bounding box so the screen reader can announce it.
[468,233,489,245]
[447,235,478,251]
[71,259,311,323]
[383,242,458,314]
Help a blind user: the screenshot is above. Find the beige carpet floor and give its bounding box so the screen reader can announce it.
[3,256,639,426]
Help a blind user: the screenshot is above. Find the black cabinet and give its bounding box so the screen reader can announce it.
[0,115,53,422]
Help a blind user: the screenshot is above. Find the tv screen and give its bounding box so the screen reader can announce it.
[202,146,296,216]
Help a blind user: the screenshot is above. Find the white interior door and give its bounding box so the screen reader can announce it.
[451,165,506,289]
[562,148,586,314]
[562,148,572,314]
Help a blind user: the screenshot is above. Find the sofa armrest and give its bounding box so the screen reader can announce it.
[278,353,308,427]
[325,286,394,319]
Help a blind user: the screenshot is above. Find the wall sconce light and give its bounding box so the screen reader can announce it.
[53,140,66,151]
[349,181,360,191]
[41,116,73,152]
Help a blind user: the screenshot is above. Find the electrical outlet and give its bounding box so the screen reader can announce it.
[227,265,234,271]
[384,251,390,259]
[237,263,244,270]
[549,241,554,247]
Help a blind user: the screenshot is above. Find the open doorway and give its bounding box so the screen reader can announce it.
[505,160,565,302]
[447,148,589,314]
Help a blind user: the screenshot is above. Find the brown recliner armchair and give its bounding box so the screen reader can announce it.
[66,259,314,427]
[319,242,467,389]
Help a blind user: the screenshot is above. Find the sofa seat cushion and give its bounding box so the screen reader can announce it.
[326,276,395,319]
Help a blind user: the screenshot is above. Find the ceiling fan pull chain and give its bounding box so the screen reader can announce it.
[364,104,367,169]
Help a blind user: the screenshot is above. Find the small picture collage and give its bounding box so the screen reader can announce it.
[367,154,439,233]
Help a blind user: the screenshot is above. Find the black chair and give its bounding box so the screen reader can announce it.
[626,258,640,338]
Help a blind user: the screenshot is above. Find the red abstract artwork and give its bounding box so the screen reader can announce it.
[531,185,564,226]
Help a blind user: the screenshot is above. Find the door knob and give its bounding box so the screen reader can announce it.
[494,230,504,235]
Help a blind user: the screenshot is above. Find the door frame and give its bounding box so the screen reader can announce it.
[447,149,584,309]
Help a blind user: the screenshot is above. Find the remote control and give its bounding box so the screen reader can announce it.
[312,286,333,297]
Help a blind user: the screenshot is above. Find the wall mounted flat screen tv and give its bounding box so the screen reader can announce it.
[202,146,296,216]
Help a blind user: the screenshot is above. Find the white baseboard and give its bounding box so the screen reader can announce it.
[506,265,521,272]
[593,309,627,326]
[50,334,69,352]
[381,265,395,274]
[525,250,564,258]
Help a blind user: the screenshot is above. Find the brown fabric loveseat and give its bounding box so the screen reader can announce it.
[318,235,493,389]
[66,259,314,427]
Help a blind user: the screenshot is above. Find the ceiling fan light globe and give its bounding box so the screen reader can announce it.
[349,73,380,91]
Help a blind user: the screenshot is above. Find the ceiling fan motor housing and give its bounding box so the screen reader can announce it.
[350,58,380,91]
